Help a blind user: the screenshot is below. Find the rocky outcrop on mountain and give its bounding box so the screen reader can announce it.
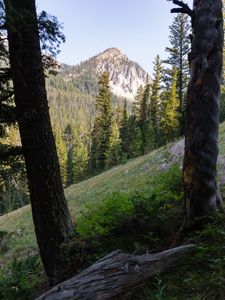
[60,48,149,101]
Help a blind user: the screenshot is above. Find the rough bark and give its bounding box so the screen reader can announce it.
[172,0,224,217]
[36,244,195,300]
[4,0,74,284]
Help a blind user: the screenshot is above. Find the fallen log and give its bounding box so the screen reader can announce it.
[36,244,195,300]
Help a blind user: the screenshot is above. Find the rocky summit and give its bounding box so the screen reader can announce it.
[60,47,149,101]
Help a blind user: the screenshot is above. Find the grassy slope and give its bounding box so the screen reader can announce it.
[0,145,170,257]
[1,123,225,299]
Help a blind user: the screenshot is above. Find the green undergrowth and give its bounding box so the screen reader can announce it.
[128,210,225,300]
[0,255,44,300]
[1,125,225,299]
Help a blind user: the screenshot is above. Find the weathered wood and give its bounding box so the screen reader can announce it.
[36,244,195,300]
[172,0,224,217]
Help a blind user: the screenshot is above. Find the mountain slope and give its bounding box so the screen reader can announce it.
[60,48,148,100]
[47,48,149,132]
[1,123,225,299]
[1,123,225,250]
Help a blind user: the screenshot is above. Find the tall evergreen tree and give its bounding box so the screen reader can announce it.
[0,0,66,215]
[132,85,144,118]
[127,115,142,158]
[161,67,180,142]
[91,72,112,171]
[105,117,122,168]
[166,13,191,135]
[4,0,74,284]
[120,100,129,157]
[72,137,88,182]
[63,124,75,186]
[54,127,67,186]
[139,83,155,154]
[150,55,163,135]
[171,0,223,217]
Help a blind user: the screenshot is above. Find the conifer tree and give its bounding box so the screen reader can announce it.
[91,72,112,171]
[105,117,122,168]
[63,124,75,186]
[150,55,163,134]
[132,85,144,118]
[161,68,180,142]
[127,115,142,158]
[54,128,67,186]
[72,137,88,182]
[177,0,224,217]
[66,147,74,185]
[120,101,129,157]
[3,0,74,284]
[166,13,191,135]
[139,83,155,154]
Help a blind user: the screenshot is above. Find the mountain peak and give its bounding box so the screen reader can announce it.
[96,47,126,61]
[92,48,148,99]
[102,47,123,56]
[62,48,149,101]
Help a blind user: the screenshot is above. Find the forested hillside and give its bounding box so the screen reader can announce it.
[47,47,148,133]
[1,123,225,299]
[0,0,225,299]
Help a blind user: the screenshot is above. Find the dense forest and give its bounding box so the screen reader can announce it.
[0,8,195,213]
[0,0,225,299]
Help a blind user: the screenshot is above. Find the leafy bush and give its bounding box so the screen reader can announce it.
[77,166,184,248]
[0,255,43,300]
[78,192,135,237]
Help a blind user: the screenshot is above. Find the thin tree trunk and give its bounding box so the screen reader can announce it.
[36,245,195,300]
[172,0,224,217]
[4,0,74,284]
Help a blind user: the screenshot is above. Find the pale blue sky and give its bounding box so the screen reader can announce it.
[36,0,192,74]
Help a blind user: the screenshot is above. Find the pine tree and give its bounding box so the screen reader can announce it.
[66,147,74,185]
[120,101,129,158]
[139,83,155,154]
[54,127,67,186]
[171,0,223,217]
[161,68,180,142]
[4,0,74,284]
[105,117,122,168]
[150,55,163,134]
[127,115,142,158]
[91,72,112,171]
[72,137,88,182]
[166,13,191,135]
[132,85,144,118]
[63,124,75,186]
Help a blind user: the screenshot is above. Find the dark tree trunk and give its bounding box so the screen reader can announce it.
[172,0,224,218]
[4,0,74,284]
[36,245,195,300]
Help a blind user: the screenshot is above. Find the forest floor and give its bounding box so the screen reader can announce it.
[1,124,225,299]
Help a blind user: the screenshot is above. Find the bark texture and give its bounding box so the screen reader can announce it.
[4,0,74,284]
[36,245,195,300]
[182,0,224,217]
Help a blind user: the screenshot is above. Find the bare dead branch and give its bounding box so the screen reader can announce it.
[170,0,193,18]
